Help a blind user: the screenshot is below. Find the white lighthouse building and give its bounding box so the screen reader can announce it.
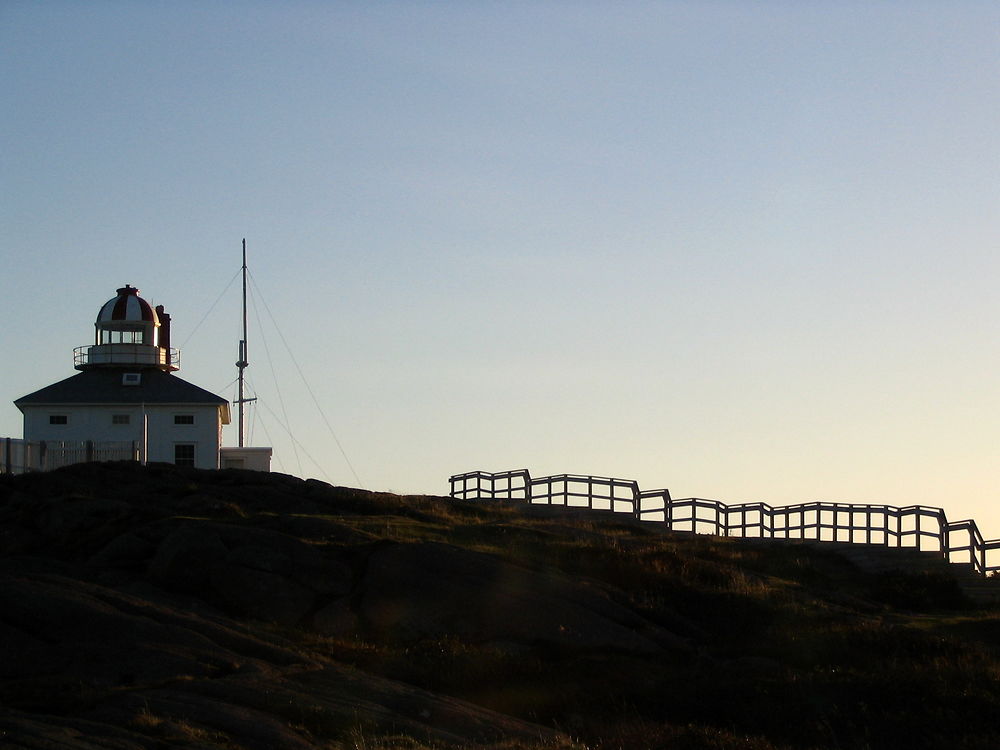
[14,285,234,469]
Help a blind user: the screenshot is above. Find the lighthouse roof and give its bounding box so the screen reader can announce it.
[14,369,230,422]
[97,285,159,325]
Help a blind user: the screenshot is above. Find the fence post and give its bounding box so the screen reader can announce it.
[3,437,10,474]
[938,510,947,558]
[85,440,94,463]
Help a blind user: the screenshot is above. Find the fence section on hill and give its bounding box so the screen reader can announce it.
[449,469,1000,576]
[1,437,138,475]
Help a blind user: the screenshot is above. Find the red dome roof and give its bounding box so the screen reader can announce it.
[96,285,159,325]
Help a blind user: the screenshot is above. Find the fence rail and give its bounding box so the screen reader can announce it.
[2,437,138,475]
[450,469,1000,577]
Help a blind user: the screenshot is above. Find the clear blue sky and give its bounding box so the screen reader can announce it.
[3,2,999,533]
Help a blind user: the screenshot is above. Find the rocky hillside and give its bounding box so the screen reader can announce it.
[1,463,999,749]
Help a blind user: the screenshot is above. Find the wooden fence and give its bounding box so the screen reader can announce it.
[449,469,1000,576]
[1,437,138,475]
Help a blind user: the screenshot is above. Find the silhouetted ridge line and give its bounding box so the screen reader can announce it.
[449,469,1000,576]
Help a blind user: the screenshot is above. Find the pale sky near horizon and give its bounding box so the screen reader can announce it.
[3,3,999,534]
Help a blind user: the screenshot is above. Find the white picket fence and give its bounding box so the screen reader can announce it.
[1,437,138,474]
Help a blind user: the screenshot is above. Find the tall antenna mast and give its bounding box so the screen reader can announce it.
[236,239,250,447]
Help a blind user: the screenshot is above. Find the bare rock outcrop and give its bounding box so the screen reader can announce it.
[148,523,353,625]
[357,541,689,653]
[0,564,564,749]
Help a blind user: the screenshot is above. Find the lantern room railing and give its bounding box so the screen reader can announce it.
[74,344,180,370]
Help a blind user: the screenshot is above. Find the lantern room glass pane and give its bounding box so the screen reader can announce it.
[100,328,145,344]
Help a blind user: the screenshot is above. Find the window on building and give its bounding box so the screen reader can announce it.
[174,414,195,425]
[174,444,196,467]
[101,328,145,344]
[112,414,130,425]
[49,415,68,425]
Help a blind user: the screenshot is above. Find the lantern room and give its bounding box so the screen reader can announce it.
[74,285,180,371]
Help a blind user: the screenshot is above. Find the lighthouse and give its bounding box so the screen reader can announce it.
[14,285,233,469]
